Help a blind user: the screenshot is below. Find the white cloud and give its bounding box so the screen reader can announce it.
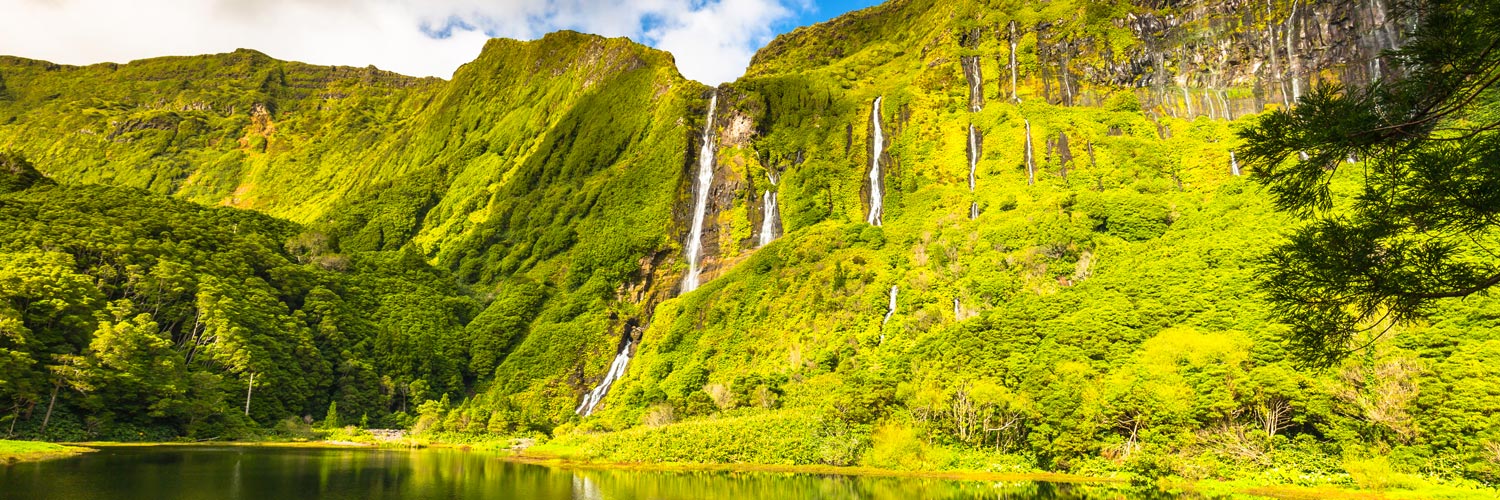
[0,0,802,85]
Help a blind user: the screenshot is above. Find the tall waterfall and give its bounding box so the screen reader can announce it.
[883,285,898,325]
[879,285,899,344]
[683,94,719,293]
[759,172,780,247]
[759,190,779,247]
[967,124,978,191]
[1008,21,1019,102]
[953,298,961,321]
[968,123,979,219]
[1024,119,1036,185]
[575,339,633,416]
[1230,151,1241,176]
[867,97,885,226]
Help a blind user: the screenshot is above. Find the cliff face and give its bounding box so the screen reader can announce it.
[670,0,1412,292]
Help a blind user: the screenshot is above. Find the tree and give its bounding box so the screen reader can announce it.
[79,301,190,422]
[1238,0,1500,366]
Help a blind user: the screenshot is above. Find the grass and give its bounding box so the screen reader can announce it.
[0,439,94,464]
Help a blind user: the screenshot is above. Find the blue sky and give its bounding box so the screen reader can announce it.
[788,0,882,28]
[0,0,885,85]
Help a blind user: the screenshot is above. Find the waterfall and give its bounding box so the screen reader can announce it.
[967,124,978,192]
[953,298,961,321]
[1024,119,1036,185]
[968,123,979,220]
[683,94,718,293]
[867,97,885,226]
[575,339,633,416]
[962,56,983,112]
[1285,1,1302,104]
[1008,21,1019,102]
[883,285,898,325]
[759,190,778,247]
[1230,151,1241,176]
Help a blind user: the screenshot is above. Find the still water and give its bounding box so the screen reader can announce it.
[0,446,1193,499]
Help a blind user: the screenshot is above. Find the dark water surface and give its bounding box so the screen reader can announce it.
[0,446,1193,499]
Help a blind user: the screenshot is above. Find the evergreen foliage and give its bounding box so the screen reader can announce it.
[1240,0,1500,366]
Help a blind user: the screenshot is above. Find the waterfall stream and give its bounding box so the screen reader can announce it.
[1230,151,1241,176]
[968,124,979,219]
[1008,21,1019,102]
[867,97,885,226]
[575,339,633,416]
[1024,119,1036,185]
[883,285,898,325]
[759,190,778,247]
[683,94,718,293]
[968,124,978,191]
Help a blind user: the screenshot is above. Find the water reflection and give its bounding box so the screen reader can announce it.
[0,446,1194,499]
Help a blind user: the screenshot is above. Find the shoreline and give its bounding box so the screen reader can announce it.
[0,440,95,465]
[493,451,1120,485]
[13,439,1493,499]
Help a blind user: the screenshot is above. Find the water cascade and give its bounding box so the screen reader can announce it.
[953,298,961,321]
[1008,21,1020,102]
[1285,0,1303,105]
[961,56,983,112]
[1230,151,1241,176]
[575,339,633,416]
[884,285,899,325]
[683,94,719,293]
[1024,119,1036,185]
[967,124,979,191]
[867,97,886,226]
[968,123,979,219]
[759,190,779,247]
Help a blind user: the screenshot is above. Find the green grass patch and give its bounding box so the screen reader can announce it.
[0,440,93,464]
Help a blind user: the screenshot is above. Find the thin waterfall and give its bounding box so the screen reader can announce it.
[1285,0,1302,105]
[880,285,898,344]
[1230,151,1241,176]
[759,190,778,247]
[968,123,979,219]
[953,298,961,321]
[1285,1,1309,163]
[759,172,780,247]
[1008,21,1019,102]
[575,339,633,416]
[683,94,718,293]
[967,124,978,191]
[883,285,898,325]
[867,97,885,226]
[1024,119,1036,185]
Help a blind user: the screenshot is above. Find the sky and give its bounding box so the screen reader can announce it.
[0,0,881,85]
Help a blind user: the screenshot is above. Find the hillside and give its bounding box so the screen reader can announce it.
[3,0,1500,490]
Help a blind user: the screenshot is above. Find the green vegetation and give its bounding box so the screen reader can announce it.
[0,0,1498,497]
[0,158,479,439]
[0,439,91,464]
[1240,0,1500,366]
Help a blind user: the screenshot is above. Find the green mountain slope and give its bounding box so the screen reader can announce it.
[0,153,476,438]
[2,0,1499,488]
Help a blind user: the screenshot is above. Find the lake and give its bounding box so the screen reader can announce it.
[0,446,1195,499]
